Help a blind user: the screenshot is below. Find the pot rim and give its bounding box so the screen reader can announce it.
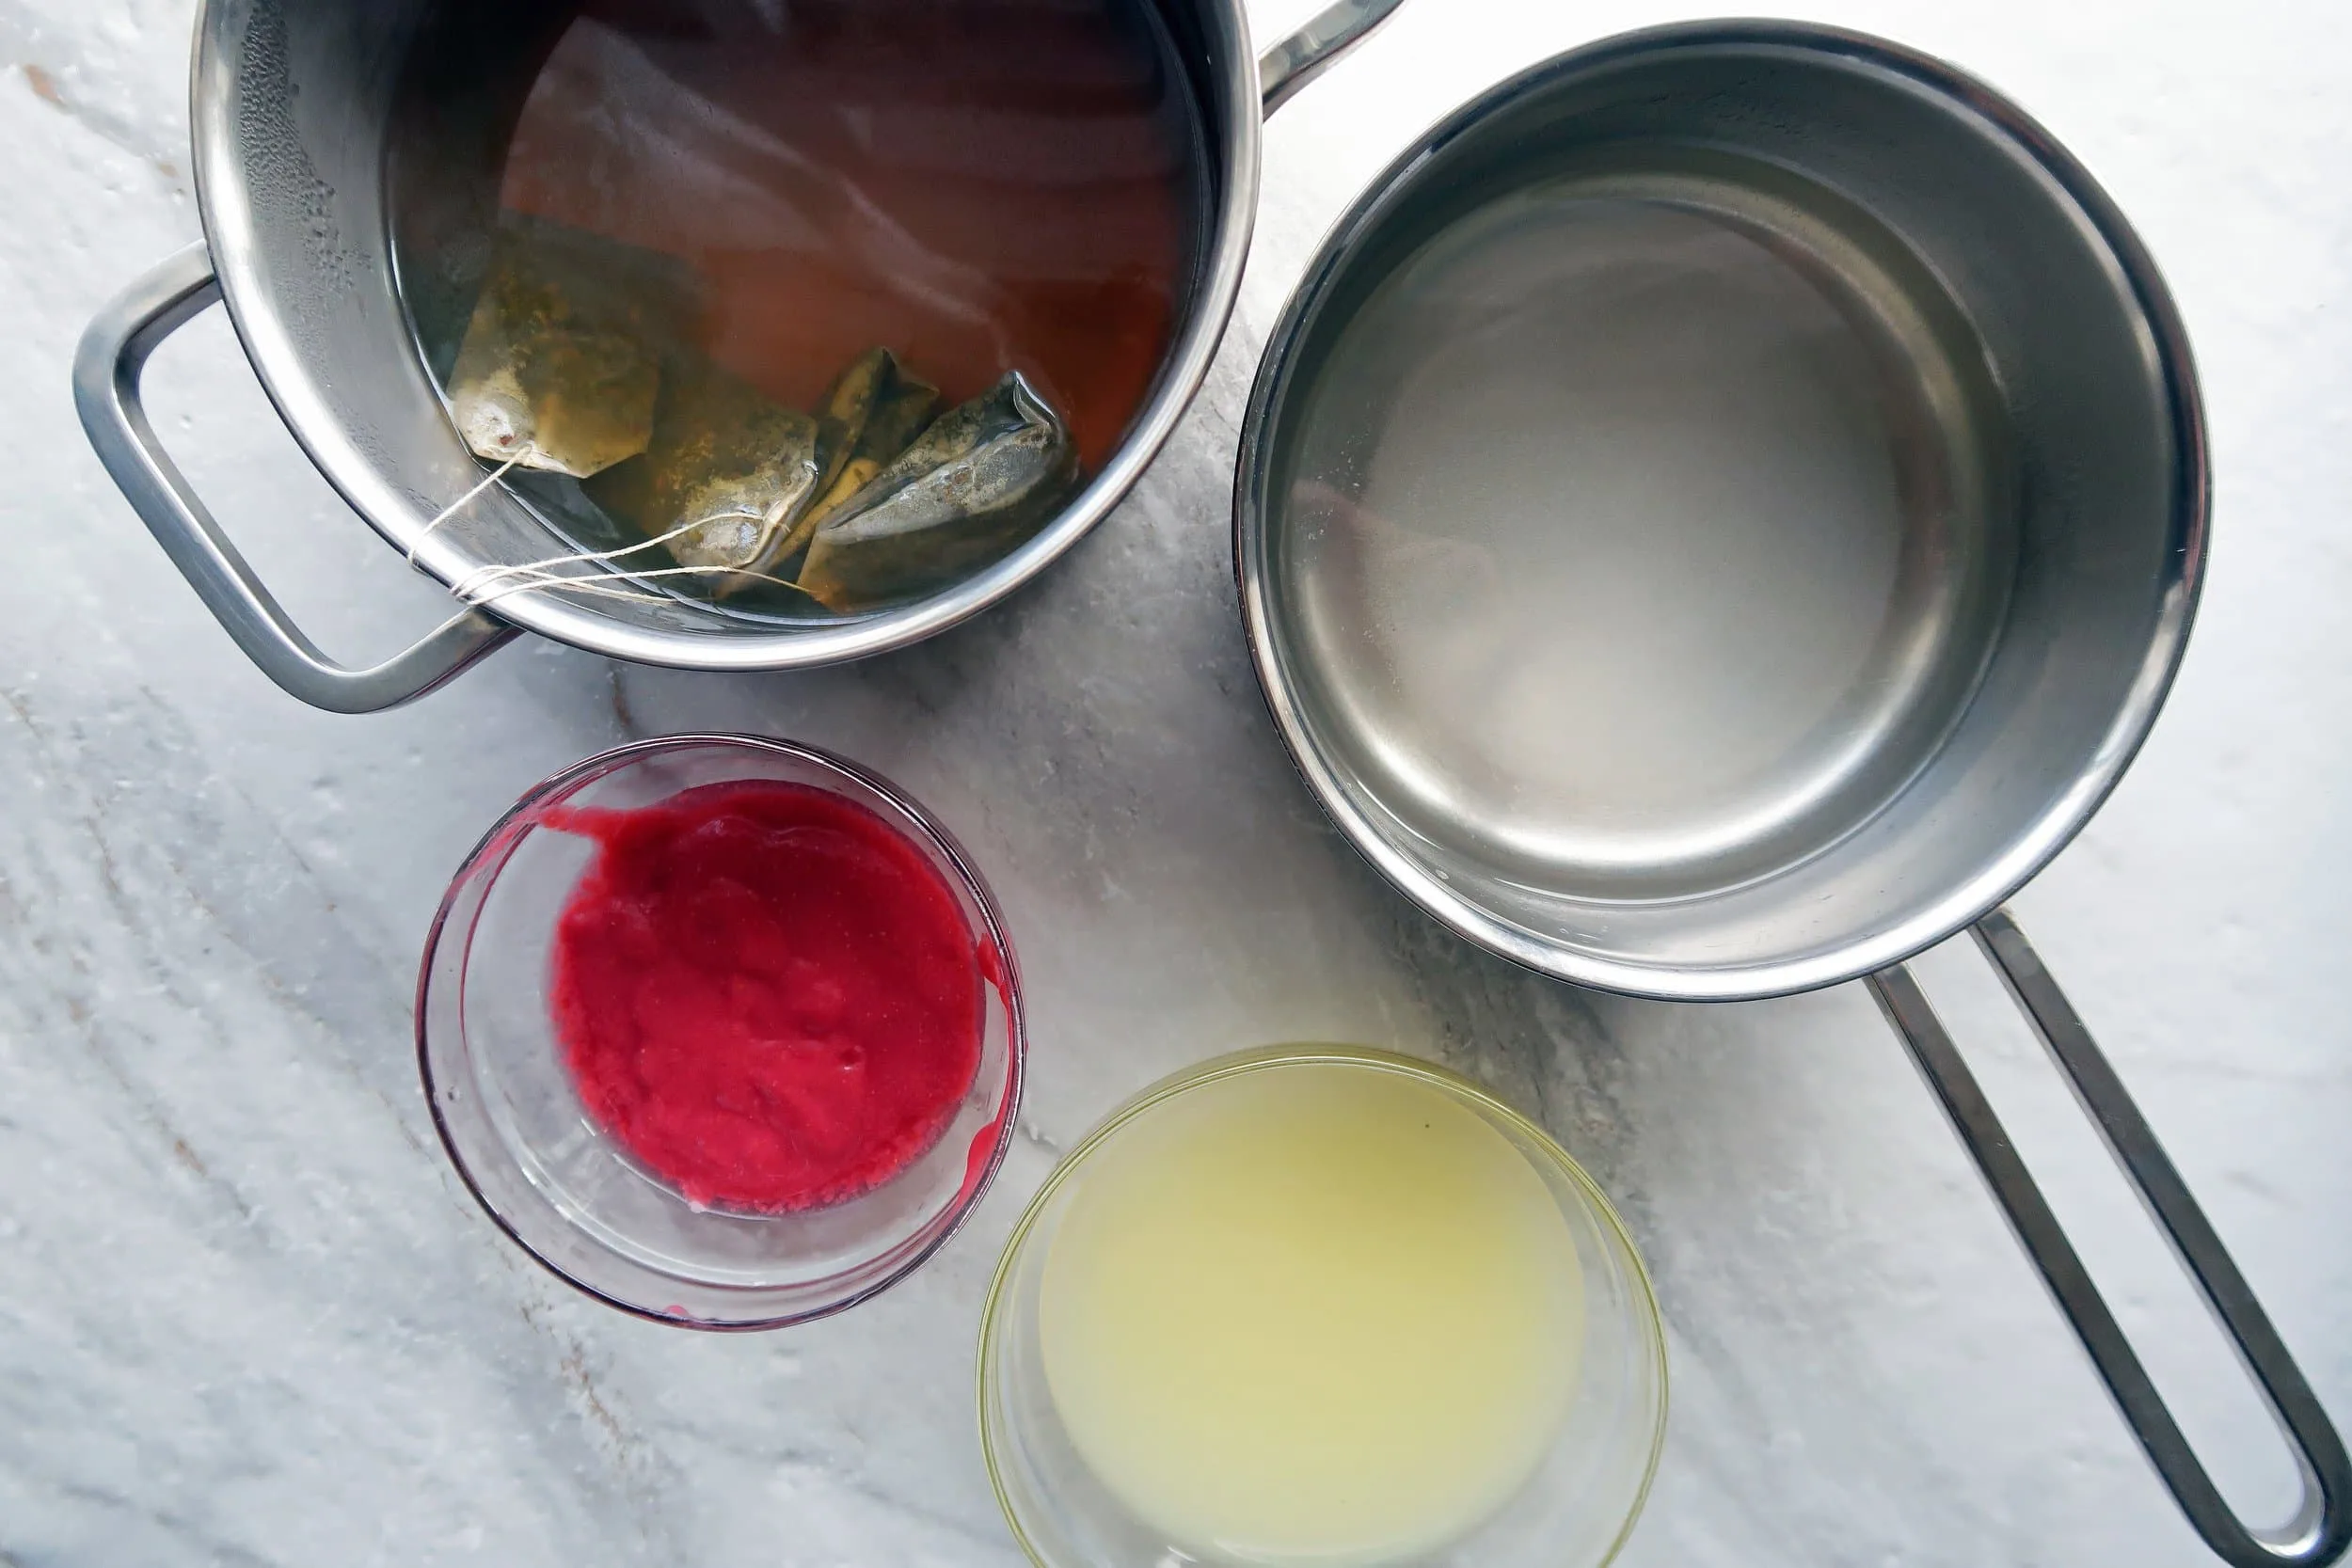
[185,0,1264,671]
[1232,19,2211,1003]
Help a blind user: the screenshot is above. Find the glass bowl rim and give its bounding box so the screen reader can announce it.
[977,1042,1670,1565]
[415,730,1028,1331]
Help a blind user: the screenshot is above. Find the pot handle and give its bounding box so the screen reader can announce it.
[72,243,516,714]
[1869,908,2350,1568]
[1259,0,1408,115]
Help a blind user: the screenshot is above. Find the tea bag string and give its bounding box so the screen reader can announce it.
[465,559,779,610]
[408,451,528,566]
[409,462,787,610]
[452,510,773,609]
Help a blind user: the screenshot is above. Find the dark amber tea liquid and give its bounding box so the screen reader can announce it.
[389,0,1202,618]
[506,0,1195,472]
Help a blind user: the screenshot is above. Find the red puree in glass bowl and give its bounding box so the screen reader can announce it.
[546,779,982,1213]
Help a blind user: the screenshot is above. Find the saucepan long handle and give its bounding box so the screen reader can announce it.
[1869,909,2349,1567]
[72,243,516,714]
[1259,0,1408,116]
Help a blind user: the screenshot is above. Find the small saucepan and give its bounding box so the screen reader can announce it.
[1235,24,2348,1567]
[72,0,1405,712]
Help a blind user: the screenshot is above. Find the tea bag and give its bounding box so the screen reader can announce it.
[444,212,703,479]
[793,348,943,546]
[797,371,1076,611]
[582,359,827,586]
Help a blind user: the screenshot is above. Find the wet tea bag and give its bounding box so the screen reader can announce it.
[444,212,703,478]
[797,371,1076,611]
[581,358,827,586]
[795,348,943,543]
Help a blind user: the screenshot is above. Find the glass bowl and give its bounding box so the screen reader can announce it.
[417,734,1024,1329]
[979,1046,1666,1567]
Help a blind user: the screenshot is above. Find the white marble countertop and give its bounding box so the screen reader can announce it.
[3,0,2346,1563]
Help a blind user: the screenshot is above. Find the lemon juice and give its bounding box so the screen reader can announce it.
[1037,1058,1584,1566]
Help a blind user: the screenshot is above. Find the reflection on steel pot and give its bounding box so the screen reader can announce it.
[71,0,1406,713]
[1235,24,2348,1568]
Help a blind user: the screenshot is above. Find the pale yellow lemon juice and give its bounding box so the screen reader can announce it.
[1035,1058,1586,1566]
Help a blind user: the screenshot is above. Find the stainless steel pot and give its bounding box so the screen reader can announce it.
[1235,24,2348,1566]
[72,0,1404,713]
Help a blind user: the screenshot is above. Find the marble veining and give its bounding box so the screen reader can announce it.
[2,0,2347,1563]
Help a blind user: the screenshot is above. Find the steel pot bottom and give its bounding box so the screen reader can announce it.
[1238,24,2348,1567]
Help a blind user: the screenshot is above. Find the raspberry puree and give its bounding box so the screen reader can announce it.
[546,779,983,1213]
